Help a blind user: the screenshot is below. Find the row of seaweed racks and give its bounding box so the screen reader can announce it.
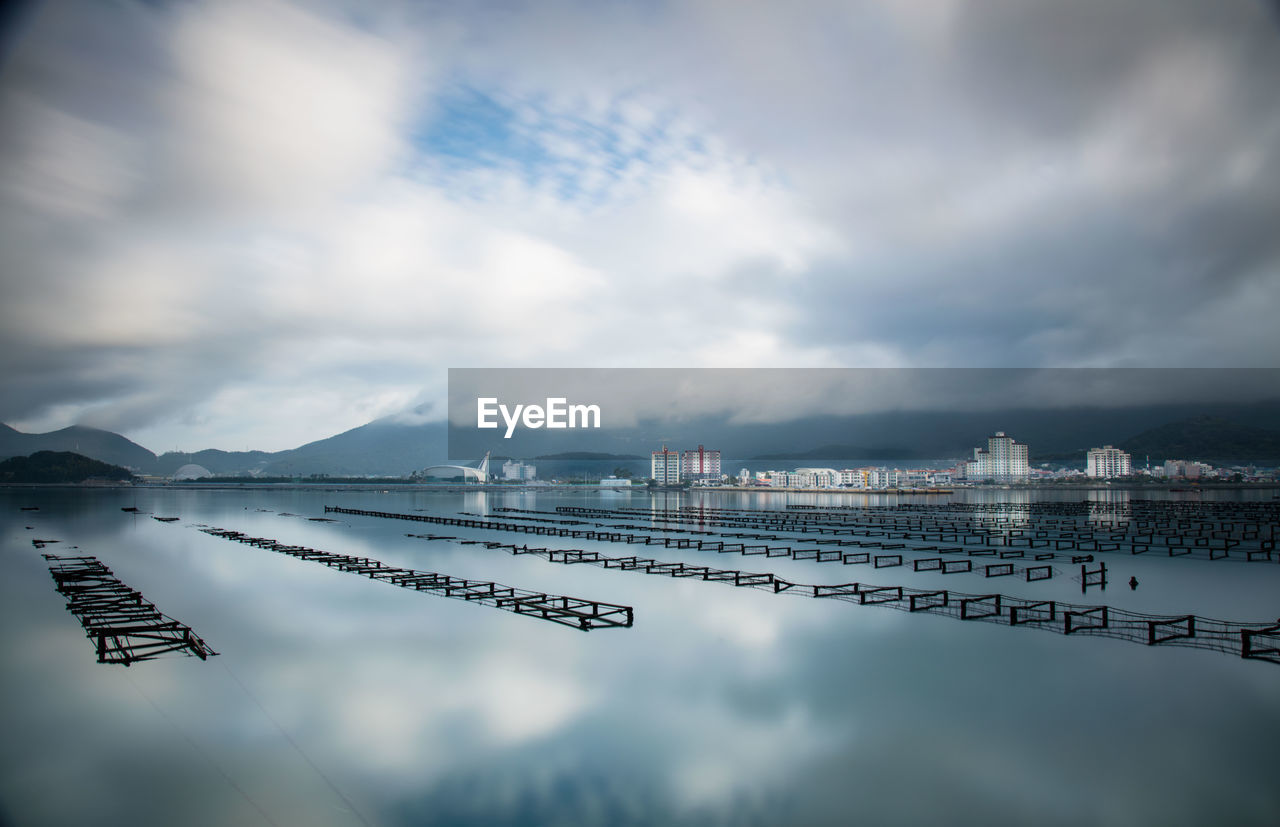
[199,528,632,631]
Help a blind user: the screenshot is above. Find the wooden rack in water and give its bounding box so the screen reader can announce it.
[492,542,1280,662]
[200,527,632,631]
[42,554,218,666]
[551,501,1279,562]
[328,505,1280,665]
[327,506,1072,582]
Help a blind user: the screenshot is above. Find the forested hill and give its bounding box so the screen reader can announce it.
[0,451,136,483]
[1119,415,1280,462]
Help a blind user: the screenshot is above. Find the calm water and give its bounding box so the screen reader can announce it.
[2,486,1278,826]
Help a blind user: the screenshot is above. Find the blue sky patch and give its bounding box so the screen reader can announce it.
[413,83,683,206]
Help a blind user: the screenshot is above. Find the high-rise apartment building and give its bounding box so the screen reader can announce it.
[652,445,681,485]
[1086,446,1131,478]
[681,445,721,481]
[966,431,1029,482]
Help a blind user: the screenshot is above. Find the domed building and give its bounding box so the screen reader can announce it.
[418,452,491,483]
[172,463,213,481]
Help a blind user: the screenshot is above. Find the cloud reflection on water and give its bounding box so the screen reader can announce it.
[1,487,1279,825]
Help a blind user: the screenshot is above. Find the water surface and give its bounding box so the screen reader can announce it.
[2,486,1278,825]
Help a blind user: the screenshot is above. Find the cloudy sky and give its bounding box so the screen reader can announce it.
[2,0,1278,452]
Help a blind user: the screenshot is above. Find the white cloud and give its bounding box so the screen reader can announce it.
[2,0,1278,450]
[160,0,410,215]
[0,97,138,220]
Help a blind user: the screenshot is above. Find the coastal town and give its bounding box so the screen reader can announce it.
[633,431,1275,490]
[482,431,1276,489]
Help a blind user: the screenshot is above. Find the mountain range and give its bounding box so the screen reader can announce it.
[0,418,448,477]
[2,403,1279,478]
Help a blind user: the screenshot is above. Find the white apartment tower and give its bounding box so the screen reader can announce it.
[1086,446,1131,478]
[967,431,1030,482]
[651,445,681,485]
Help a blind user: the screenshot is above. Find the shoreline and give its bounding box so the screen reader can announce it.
[4,482,1280,494]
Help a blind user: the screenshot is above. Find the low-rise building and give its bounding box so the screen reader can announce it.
[867,468,899,489]
[838,469,868,488]
[1164,460,1215,479]
[502,460,536,481]
[795,467,839,487]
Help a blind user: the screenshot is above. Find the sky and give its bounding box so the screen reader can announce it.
[1,0,1278,453]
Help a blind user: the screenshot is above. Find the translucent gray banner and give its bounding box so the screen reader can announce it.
[446,367,1280,463]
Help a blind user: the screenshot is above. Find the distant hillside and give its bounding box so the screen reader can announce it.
[0,418,449,478]
[0,451,135,483]
[1119,415,1280,462]
[752,444,922,461]
[0,424,156,470]
[532,451,644,460]
[261,418,448,476]
[6,401,1277,480]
